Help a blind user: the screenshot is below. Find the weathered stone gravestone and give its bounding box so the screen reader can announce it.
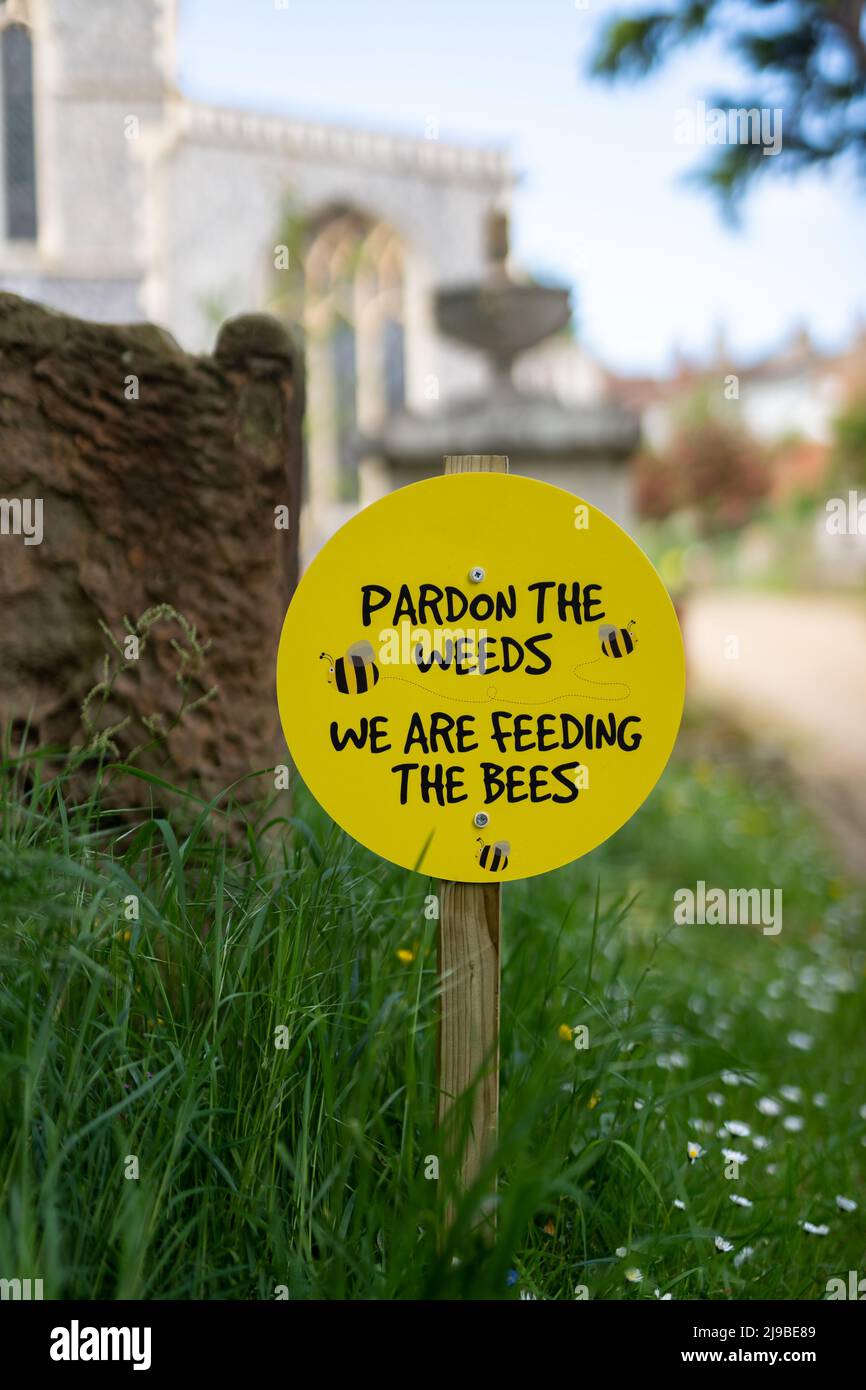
[0,292,302,819]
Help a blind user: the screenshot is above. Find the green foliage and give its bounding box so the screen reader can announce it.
[589,1,866,210]
[636,410,770,535]
[80,605,216,761]
[832,396,866,486]
[0,713,863,1299]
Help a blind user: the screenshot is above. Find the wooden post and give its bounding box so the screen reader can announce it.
[437,453,508,1234]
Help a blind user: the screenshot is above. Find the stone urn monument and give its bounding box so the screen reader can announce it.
[372,211,639,530]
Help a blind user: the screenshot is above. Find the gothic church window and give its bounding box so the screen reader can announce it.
[302,207,405,504]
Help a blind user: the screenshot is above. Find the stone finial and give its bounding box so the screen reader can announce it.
[214,313,296,372]
[486,208,510,270]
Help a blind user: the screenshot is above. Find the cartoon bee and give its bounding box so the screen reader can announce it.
[320,641,380,694]
[599,619,637,659]
[476,837,510,873]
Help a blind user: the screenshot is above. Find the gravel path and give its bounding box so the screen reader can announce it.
[684,590,866,876]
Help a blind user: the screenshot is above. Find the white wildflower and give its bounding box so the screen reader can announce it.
[757,1097,782,1117]
[725,1120,751,1137]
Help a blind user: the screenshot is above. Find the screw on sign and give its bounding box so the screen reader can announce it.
[276,454,685,1236]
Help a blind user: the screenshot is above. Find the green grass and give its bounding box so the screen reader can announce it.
[0,709,863,1300]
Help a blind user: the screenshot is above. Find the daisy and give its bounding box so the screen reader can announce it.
[752,1136,770,1150]
[715,1236,733,1252]
[800,1222,829,1236]
[634,1100,644,1111]
[721,1070,744,1086]
[787,1031,813,1052]
[757,1097,782,1117]
[673,1199,686,1211]
[780,1085,802,1103]
[783,1115,805,1133]
[654,1288,672,1300]
[812,1093,828,1108]
[827,968,855,993]
[729,1194,753,1208]
[725,1120,751,1137]
[707,1091,724,1108]
[835,1195,857,1213]
[687,1141,703,1162]
[624,1267,642,1283]
[615,1246,627,1257]
[722,1148,748,1164]
[733,1246,755,1268]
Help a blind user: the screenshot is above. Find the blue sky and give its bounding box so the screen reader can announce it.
[179,0,866,375]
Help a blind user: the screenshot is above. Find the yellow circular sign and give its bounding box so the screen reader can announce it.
[277,474,684,882]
